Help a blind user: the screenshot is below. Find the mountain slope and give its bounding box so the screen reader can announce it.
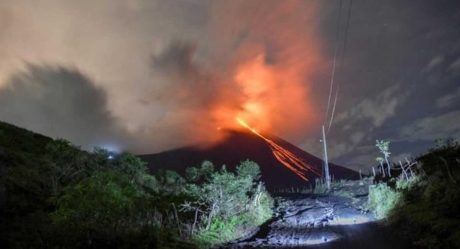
[0,121,53,170]
[140,130,359,189]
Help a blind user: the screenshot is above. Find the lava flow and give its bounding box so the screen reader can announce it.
[236,118,320,181]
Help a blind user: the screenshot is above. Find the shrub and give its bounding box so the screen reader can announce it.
[368,183,402,219]
[52,170,155,247]
[183,161,273,247]
[395,175,422,191]
[236,160,261,181]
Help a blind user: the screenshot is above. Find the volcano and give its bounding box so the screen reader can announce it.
[140,130,359,190]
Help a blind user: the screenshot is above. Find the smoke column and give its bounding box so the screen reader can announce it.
[0,0,325,153]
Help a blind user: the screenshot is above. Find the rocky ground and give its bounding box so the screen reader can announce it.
[221,179,417,248]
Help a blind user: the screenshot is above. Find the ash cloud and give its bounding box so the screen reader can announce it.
[0,0,325,153]
[0,65,131,151]
[0,0,214,152]
[148,42,218,109]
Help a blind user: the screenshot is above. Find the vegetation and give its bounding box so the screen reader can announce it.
[367,139,460,249]
[368,182,402,219]
[376,139,392,177]
[0,121,273,249]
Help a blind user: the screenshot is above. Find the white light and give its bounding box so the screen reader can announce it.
[329,214,372,226]
[303,236,339,245]
[101,144,121,153]
[267,231,341,246]
[302,231,341,245]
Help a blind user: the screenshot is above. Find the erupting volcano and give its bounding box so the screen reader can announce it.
[140,128,358,189]
[141,48,357,188]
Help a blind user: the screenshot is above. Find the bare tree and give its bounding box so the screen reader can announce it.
[376,140,392,177]
[399,161,409,180]
[376,157,385,177]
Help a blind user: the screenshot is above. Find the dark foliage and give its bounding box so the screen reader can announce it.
[0,121,272,249]
[388,141,460,249]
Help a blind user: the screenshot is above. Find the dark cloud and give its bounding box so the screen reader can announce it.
[151,42,197,75]
[399,111,460,142]
[148,41,217,109]
[0,0,211,144]
[436,86,460,108]
[0,65,130,151]
[302,0,460,171]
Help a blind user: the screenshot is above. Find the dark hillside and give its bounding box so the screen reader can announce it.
[0,121,52,168]
[0,121,274,249]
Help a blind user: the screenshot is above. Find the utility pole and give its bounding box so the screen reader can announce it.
[321,125,331,190]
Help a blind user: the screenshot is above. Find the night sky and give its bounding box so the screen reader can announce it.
[0,0,459,171]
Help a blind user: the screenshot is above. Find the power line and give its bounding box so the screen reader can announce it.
[327,84,340,132]
[325,0,343,125]
[321,0,354,189]
[326,0,353,134]
[342,0,353,57]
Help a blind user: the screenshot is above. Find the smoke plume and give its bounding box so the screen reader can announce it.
[0,0,325,153]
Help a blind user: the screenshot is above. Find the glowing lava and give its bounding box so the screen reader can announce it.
[236,118,320,181]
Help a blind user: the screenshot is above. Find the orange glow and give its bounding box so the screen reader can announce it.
[204,1,324,146]
[236,117,320,181]
[188,1,326,155]
[211,52,319,136]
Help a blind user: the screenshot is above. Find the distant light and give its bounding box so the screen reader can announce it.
[101,144,121,153]
[108,154,114,160]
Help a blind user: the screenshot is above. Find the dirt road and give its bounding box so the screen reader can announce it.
[223,194,417,248]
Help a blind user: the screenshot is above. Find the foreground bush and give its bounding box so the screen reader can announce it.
[367,141,460,249]
[368,183,402,219]
[392,142,460,249]
[181,161,274,247]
